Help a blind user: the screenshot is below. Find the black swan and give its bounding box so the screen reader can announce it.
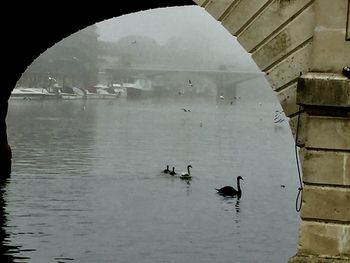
[216,176,243,199]
[180,165,192,180]
[163,165,170,174]
[169,167,177,176]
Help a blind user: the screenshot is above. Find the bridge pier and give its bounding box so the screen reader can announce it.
[288,73,350,262]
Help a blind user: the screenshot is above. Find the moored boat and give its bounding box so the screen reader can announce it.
[10,87,57,100]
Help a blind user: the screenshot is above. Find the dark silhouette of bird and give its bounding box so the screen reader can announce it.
[280,184,286,188]
[163,165,170,174]
[216,176,243,199]
[180,165,192,180]
[169,167,177,176]
[181,108,191,112]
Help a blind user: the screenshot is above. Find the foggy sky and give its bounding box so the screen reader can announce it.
[96,6,260,72]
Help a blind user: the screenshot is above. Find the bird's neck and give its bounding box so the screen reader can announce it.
[237,179,241,192]
[187,167,191,175]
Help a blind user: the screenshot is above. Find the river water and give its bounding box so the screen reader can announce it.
[4,91,300,262]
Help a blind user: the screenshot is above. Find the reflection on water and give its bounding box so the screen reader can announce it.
[4,96,299,262]
[0,178,23,263]
[235,200,240,213]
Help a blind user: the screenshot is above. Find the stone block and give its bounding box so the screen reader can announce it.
[300,148,350,186]
[311,0,350,72]
[347,1,350,40]
[289,112,307,146]
[238,0,313,52]
[267,41,312,91]
[311,29,350,73]
[305,116,350,151]
[289,255,350,263]
[277,82,299,117]
[222,0,271,36]
[314,0,349,29]
[301,185,350,222]
[252,4,315,71]
[297,73,350,108]
[298,220,350,258]
[204,0,236,20]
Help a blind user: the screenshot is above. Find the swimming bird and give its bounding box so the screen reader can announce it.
[216,176,243,199]
[188,80,193,87]
[163,165,170,174]
[180,165,192,180]
[169,167,177,176]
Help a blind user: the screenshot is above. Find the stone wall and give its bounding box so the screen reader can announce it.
[192,0,350,262]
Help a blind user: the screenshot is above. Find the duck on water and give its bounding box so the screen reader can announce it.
[162,165,170,174]
[216,176,243,199]
[169,167,177,176]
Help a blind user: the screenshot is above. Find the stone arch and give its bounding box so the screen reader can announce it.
[195,0,315,137]
[197,2,350,263]
[1,1,349,262]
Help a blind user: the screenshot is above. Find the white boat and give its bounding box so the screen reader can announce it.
[10,87,56,100]
[58,86,84,99]
[124,79,153,98]
[84,84,121,99]
[124,83,141,98]
[111,83,126,98]
[97,87,121,99]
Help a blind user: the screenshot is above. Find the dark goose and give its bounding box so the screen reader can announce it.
[163,165,170,174]
[216,176,243,199]
[169,167,177,176]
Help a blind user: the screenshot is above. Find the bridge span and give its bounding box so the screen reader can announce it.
[103,65,264,98]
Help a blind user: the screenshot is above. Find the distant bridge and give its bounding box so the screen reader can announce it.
[103,65,265,97]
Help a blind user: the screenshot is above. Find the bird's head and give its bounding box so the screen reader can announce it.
[187,165,192,168]
[237,176,243,181]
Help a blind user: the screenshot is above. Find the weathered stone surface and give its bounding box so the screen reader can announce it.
[301,186,350,222]
[238,0,313,52]
[204,0,236,20]
[252,4,315,71]
[297,73,350,107]
[289,254,350,262]
[311,0,350,72]
[267,41,312,91]
[305,116,350,151]
[300,149,350,186]
[289,112,307,146]
[222,0,271,36]
[277,82,299,117]
[297,221,350,258]
[347,1,350,41]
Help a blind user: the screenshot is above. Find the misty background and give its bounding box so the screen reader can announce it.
[96,6,259,71]
[17,5,274,101]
